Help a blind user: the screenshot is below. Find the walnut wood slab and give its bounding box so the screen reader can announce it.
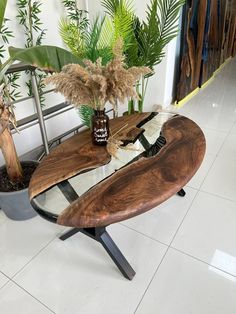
[57,115,206,228]
[29,112,150,199]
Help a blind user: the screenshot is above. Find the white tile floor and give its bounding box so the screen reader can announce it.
[0,57,236,313]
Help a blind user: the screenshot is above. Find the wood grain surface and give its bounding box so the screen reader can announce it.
[29,112,150,199]
[57,115,206,228]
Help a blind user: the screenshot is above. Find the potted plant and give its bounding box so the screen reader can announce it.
[0,0,80,220]
[101,0,185,113]
[58,0,184,118]
[44,39,151,145]
[0,0,38,220]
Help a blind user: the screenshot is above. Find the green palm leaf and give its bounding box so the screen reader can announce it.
[157,0,185,46]
[97,16,114,49]
[126,0,184,69]
[0,45,82,82]
[8,45,82,72]
[101,0,135,50]
[101,0,133,17]
[84,16,113,64]
[0,0,7,31]
[59,19,86,57]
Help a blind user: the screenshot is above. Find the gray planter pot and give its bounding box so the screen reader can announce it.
[0,161,38,221]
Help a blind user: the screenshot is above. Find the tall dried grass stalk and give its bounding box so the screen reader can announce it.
[45,39,151,110]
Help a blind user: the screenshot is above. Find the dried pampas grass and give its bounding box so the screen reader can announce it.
[45,39,151,110]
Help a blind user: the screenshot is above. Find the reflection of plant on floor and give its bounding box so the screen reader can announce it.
[45,39,150,111]
[17,0,47,106]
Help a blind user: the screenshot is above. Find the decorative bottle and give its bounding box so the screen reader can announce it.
[91,109,109,146]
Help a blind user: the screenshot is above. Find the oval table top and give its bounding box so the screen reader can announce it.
[29,112,206,228]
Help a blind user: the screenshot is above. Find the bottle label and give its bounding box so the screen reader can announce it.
[94,128,108,143]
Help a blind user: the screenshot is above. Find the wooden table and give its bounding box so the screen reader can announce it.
[29,112,206,280]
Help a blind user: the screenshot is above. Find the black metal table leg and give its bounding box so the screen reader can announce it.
[177,188,186,197]
[60,228,81,241]
[98,229,136,281]
[59,226,135,280]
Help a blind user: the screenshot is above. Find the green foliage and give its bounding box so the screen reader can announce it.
[59,0,89,57]
[62,0,89,26]
[0,0,7,31]
[101,0,134,51]
[102,0,134,45]
[102,0,184,112]
[6,72,21,101]
[0,14,21,102]
[59,19,85,56]
[60,0,136,126]
[78,105,94,128]
[17,0,46,48]
[8,45,83,74]
[85,17,113,64]
[59,7,113,64]
[108,0,185,70]
[17,0,47,106]
[59,1,115,126]
[0,18,13,59]
[101,0,133,16]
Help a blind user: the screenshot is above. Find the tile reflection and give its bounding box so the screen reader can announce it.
[210,249,236,279]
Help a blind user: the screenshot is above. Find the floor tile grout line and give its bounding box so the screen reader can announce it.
[132,190,201,314]
[170,246,236,279]
[197,123,236,193]
[10,233,60,281]
[198,189,236,204]
[119,222,169,247]
[168,189,200,247]
[0,270,13,291]
[134,245,236,314]
[0,270,11,281]
[198,152,224,191]
[197,92,236,190]
[10,280,56,314]
[133,246,170,314]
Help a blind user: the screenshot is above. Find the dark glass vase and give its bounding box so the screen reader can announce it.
[91,109,110,146]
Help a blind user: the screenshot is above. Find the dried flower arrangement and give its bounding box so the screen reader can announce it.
[45,39,151,111]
